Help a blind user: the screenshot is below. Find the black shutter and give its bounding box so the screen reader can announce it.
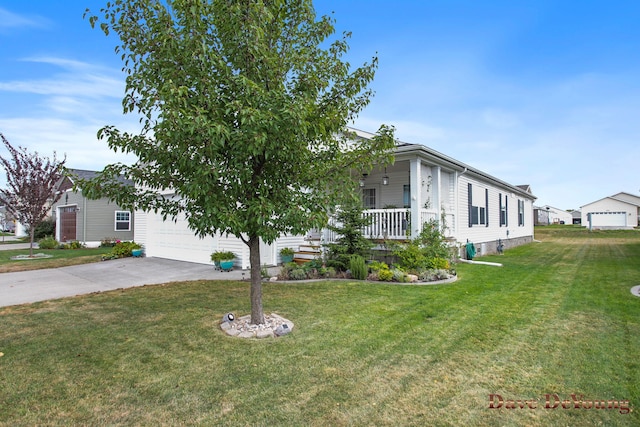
[505,197,508,227]
[468,183,473,227]
[485,189,489,227]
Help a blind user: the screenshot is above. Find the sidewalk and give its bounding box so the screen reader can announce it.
[1,257,280,308]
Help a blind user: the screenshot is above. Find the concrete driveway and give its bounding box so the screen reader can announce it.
[0,257,266,308]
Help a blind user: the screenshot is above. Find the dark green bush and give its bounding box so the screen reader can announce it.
[33,219,56,240]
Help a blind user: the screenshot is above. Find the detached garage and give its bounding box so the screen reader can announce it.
[588,211,627,228]
[581,192,640,230]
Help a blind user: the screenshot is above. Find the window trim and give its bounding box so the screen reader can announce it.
[115,210,132,232]
[468,183,489,227]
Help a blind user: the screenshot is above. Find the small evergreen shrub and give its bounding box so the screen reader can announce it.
[349,255,367,280]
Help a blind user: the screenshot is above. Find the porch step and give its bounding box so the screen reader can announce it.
[293,241,322,264]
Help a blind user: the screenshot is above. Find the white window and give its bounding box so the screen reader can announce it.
[115,211,131,231]
[500,193,508,226]
[468,184,488,227]
[518,200,525,226]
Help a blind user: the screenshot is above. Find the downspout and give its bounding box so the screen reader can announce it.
[455,167,468,245]
[83,195,87,243]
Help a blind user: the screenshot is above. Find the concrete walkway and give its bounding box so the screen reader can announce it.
[1,257,278,308]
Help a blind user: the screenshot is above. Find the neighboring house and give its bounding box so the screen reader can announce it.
[580,192,640,230]
[571,210,582,225]
[51,169,135,246]
[533,205,573,225]
[135,128,537,268]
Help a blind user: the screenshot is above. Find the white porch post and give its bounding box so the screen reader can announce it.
[432,165,442,220]
[409,158,422,239]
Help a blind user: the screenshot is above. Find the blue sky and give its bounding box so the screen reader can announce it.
[1,0,639,210]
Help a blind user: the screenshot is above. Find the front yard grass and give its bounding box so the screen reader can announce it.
[0,226,639,425]
[0,247,114,273]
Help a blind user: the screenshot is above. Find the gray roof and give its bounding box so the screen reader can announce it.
[67,168,133,186]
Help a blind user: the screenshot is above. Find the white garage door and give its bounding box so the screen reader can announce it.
[590,212,627,227]
[147,211,217,265]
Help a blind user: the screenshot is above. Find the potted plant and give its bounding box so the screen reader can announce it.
[211,250,235,271]
[280,247,295,264]
[131,244,144,257]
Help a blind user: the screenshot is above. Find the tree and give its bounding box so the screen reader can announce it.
[82,0,395,324]
[0,133,66,255]
[325,197,374,272]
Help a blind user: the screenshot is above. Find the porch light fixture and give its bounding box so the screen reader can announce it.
[382,168,389,186]
[359,173,368,187]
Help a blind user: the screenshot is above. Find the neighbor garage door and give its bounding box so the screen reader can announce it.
[589,211,627,227]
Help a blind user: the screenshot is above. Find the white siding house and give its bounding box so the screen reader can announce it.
[135,128,537,267]
[581,192,640,230]
[534,205,573,225]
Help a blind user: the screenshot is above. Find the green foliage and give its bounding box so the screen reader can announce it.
[368,260,393,281]
[38,236,59,250]
[82,0,396,323]
[391,268,408,283]
[289,268,308,281]
[279,247,295,256]
[103,241,142,260]
[58,241,86,250]
[349,255,367,280]
[326,199,373,271]
[391,219,453,273]
[378,268,393,282]
[278,259,336,280]
[33,219,56,240]
[210,250,236,262]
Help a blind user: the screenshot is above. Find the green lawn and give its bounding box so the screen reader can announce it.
[0,247,113,273]
[0,226,639,426]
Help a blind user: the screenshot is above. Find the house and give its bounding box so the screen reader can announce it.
[580,192,640,230]
[134,128,537,268]
[572,210,582,225]
[51,169,135,246]
[533,205,573,225]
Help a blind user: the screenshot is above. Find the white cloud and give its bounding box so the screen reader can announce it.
[0,7,49,32]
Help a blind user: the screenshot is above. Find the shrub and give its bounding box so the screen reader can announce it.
[33,219,55,240]
[289,268,308,281]
[106,241,142,259]
[378,268,393,281]
[390,219,455,273]
[391,268,408,282]
[38,235,59,249]
[349,255,367,280]
[428,257,450,270]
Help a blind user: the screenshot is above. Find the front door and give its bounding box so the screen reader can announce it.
[60,206,77,241]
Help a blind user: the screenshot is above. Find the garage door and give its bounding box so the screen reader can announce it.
[147,211,217,265]
[589,212,627,227]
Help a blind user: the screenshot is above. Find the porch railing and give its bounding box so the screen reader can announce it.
[325,209,455,243]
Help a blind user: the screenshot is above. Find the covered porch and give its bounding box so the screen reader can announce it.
[324,208,456,242]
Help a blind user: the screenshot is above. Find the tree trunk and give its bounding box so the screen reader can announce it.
[29,226,35,257]
[248,234,264,325]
